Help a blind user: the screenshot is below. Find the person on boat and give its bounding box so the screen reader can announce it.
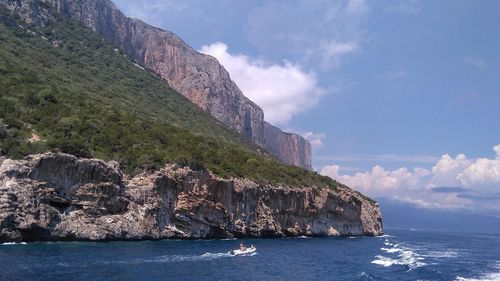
[239,242,244,251]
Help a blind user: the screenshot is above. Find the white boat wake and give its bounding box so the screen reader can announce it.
[372,237,426,270]
[102,252,237,265]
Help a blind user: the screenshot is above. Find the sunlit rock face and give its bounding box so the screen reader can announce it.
[0,153,383,242]
[1,0,313,168]
[263,122,312,170]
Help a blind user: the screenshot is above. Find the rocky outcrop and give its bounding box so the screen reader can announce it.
[0,0,313,167]
[264,122,312,170]
[0,153,383,242]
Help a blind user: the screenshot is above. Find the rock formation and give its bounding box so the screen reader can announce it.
[0,0,312,169]
[264,122,312,169]
[0,153,383,242]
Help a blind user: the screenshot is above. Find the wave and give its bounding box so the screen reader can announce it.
[423,250,459,259]
[404,242,460,260]
[102,252,249,265]
[383,237,395,246]
[139,252,235,263]
[371,255,399,267]
[374,235,462,272]
[381,247,401,254]
[2,242,27,246]
[371,251,426,270]
[372,238,426,270]
[360,271,375,280]
[455,262,500,281]
[53,252,243,269]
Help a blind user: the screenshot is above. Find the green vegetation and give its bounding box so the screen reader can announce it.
[0,6,341,189]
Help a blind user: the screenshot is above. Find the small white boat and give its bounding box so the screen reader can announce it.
[229,246,256,256]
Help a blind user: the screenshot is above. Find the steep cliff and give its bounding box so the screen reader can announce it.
[0,0,312,168]
[264,122,312,170]
[2,0,264,141]
[0,5,348,188]
[0,153,383,242]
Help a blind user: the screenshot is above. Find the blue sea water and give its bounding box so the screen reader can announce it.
[1,230,499,281]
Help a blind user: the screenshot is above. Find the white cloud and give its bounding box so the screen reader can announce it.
[495,144,500,158]
[391,196,446,209]
[317,41,358,68]
[385,0,423,15]
[200,42,324,125]
[459,157,500,188]
[316,154,439,164]
[321,165,429,195]
[429,148,500,189]
[384,70,406,80]
[320,144,500,212]
[347,0,369,15]
[246,0,368,69]
[301,132,327,149]
[429,154,471,187]
[462,57,486,69]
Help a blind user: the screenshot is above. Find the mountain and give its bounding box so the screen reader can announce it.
[0,1,383,241]
[1,0,312,169]
[0,3,317,186]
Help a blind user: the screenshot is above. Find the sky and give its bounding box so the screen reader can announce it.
[113,0,500,217]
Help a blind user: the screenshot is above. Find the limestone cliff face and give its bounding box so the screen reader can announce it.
[264,122,312,170]
[59,1,266,142]
[0,153,383,242]
[0,0,313,168]
[2,0,264,141]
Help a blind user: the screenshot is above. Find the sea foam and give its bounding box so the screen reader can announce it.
[455,262,500,281]
[102,252,238,265]
[378,234,396,238]
[423,249,459,259]
[2,242,27,246]
[372,237,426,270]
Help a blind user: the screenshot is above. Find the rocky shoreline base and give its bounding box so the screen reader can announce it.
[0,153,383,242]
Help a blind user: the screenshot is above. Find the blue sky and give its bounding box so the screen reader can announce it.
[113,0,500,215]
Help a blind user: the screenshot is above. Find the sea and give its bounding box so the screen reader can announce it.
[1,230,499,281]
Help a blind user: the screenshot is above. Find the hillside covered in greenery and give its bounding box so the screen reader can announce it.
[0,6,341,189]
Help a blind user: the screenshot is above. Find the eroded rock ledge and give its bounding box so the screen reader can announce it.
[0,153,383,242]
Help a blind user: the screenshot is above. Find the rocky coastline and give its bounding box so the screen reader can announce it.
[0,153,383,242]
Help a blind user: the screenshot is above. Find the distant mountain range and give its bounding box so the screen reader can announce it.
[378,197,500,234]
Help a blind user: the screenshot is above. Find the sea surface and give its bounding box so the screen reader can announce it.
[1,230,499,281]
